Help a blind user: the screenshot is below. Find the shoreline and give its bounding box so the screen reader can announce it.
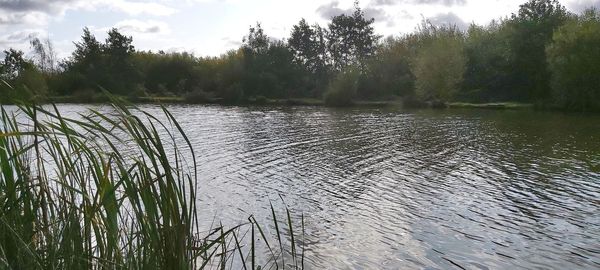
[39,96,537,111]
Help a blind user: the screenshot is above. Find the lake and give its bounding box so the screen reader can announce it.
[45,104,600,269]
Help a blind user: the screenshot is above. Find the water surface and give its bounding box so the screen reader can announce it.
[50,105,600,269]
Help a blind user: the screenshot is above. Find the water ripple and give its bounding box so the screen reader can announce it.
[52,104,600,269]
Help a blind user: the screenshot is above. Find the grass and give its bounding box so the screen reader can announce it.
[448,102,534,110]
[0,96,304,269]
[47,95,186,104]
[45,95,408,108]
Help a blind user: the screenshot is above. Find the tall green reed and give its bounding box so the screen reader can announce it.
[0,97,304,269]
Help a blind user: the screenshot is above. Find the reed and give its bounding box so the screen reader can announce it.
[0,95,303,269]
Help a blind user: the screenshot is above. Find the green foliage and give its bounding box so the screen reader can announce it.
[547,8,600,111]
[184,88,214,103]
[324,66,360,106]
[134,51,200,95]
[63,27,139,95]
[360,37,414,100]
[71,88,97,103]
[413,24,466,102]
[289,19,330,96]
[326,1,380,71]
[221,82,245,103]
[5,0,598,111]
[0,51,47,103]
[243,23,270,55]
[289,19,329,74]
[0,102,304,269]
[29,37,57,74]
[13,67,48,99]
[241,24,303,99]
[462,21,514,102]
[507,0,568,101]
[0,49,32,81]
[72,27,103,64]
[105,28,135,56]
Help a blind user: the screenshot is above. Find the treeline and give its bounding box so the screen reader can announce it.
[1,0,600,111]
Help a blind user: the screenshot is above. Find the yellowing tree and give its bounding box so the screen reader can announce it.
[413,25,466,103]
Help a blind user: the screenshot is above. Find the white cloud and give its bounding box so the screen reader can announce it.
[428,12,469,30]
[0,11,49,25]
[0,0,79,14]
[2,0,599,59]
[0,28,43,53]
[566,0,600,12]
[316,1,395,26]
[371,0,467,6]
[91,0,178,16]
[114,19,171,35]
[0,0,177,27]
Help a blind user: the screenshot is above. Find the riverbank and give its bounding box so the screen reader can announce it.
[42,95,540,111]
[448,102,534,110]
[47,95,406,107]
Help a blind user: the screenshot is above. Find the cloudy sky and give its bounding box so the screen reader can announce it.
[1,0,599,59]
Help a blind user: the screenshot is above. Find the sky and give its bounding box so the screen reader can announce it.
[1,0,599,59]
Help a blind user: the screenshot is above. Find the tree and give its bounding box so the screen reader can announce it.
[508,0,567,101]
[289,19,329,73]
[134,51,200,95]
[324,65,360,106]
[105,28,135,57]
[360,37,414,100]
[104,28,139,94]
[61,28,106,95]
[326,1,379,71]
[289,19,330,96]
[240,24,303,99]
[264,40,303,98]
[214,50,245,102]
[462,21,514,102]
[13,67,48,99]
[547,8,600,111]
[30,37,57,74]
[413,27,466,102]
[71,27,102,65]
[1,49,32,81]
[0,49,47,103]
[61,28,140,95]
[242,23,269,55]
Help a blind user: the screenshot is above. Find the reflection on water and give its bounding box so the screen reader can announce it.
[34,104,600,269]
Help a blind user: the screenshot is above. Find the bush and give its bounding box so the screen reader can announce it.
[183,88,213,103]
[0,69,48,104]
[413,28,466,103]
[220,83,245,103]
[253,95,268,104]
[546,9,600,111]
[72,88,97,103]
[128,84,149,102]
[9,67,48,102]
[323,67,360,107]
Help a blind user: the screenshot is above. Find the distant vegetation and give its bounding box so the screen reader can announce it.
[1,0,600,111]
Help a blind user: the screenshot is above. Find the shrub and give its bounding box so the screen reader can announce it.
[127,84,149,102]
[72,88,96,103]
[413,28,466,103]
[323,66,360,106]
[546,8,600,111]
[183,88,213,103]
[254,95,268,104]
[220,83,245,103]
